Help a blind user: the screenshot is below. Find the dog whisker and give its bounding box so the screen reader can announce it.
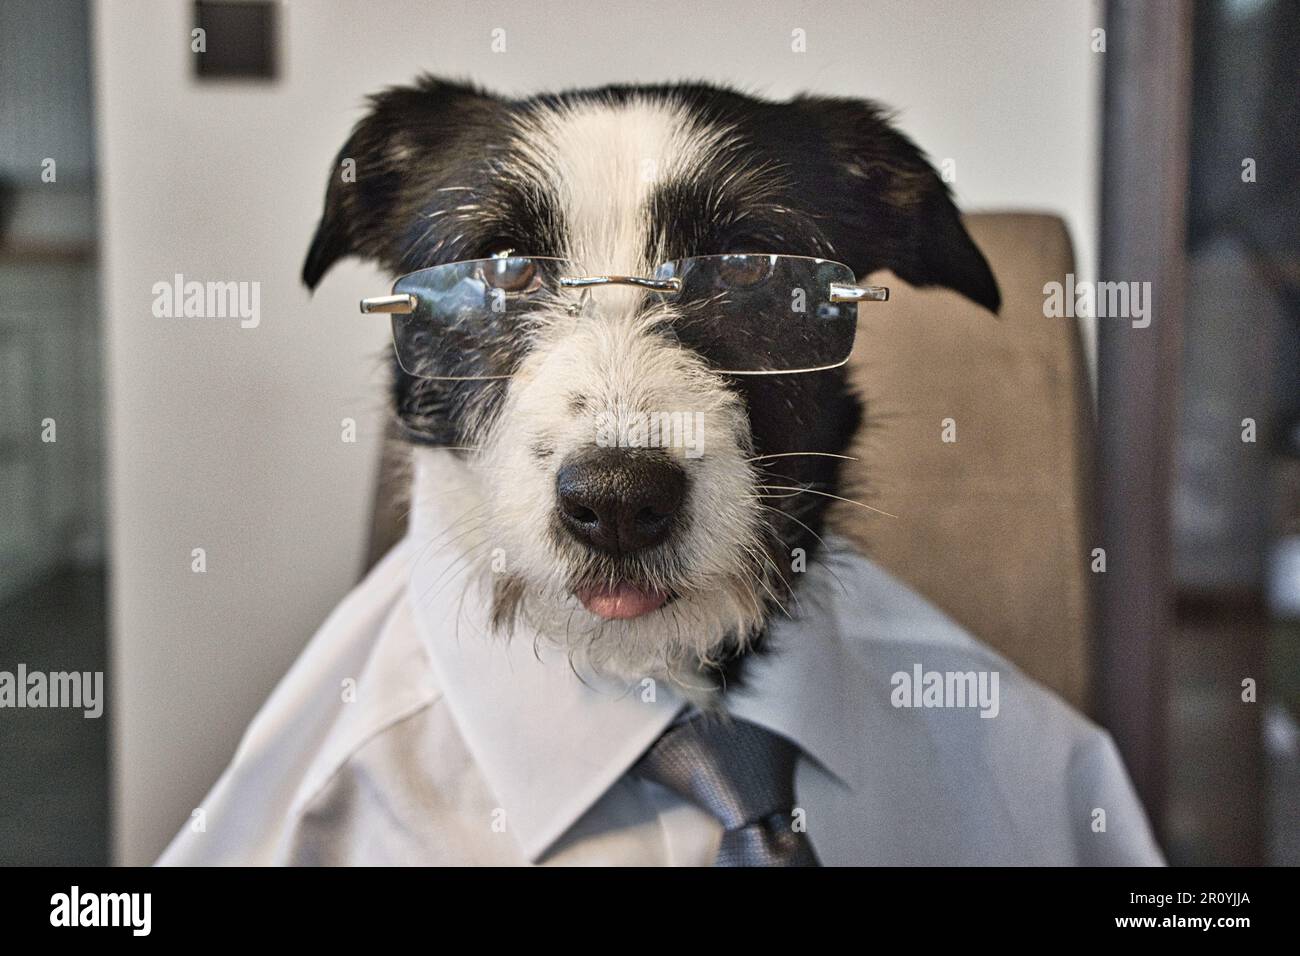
[749,485,897,519]
[416,531,491,604]
[753,503,852,597]
[743,539,799,609]
[739,545,792,619]
[411,506,490,569]
[745,451,859,463]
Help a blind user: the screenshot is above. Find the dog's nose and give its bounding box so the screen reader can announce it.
[556,448,687,555]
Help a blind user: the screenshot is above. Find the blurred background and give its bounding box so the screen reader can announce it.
[0,0,1294,866]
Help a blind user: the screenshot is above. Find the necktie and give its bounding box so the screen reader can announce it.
[632,712,819,866]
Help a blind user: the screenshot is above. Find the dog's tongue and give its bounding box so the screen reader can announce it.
[577,583,668,620]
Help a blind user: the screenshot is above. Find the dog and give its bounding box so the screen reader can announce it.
[302,77,1000,696]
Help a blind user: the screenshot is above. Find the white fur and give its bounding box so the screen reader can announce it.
[508,98,740,273]
[422,99,773,688]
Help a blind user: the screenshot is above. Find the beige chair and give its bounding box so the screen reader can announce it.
[365,213,1093,711]
[834,213,1092,710]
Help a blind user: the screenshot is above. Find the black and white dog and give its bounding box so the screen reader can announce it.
[302,77,999,694]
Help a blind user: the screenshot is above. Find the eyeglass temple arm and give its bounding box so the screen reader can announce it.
[359,294,417,314]
[829,283,889,303]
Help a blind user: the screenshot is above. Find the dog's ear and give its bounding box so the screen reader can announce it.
[302,77,501,290]
[792,95,1001,314]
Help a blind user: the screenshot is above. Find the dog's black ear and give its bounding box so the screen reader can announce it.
[302,77,501,290]
[792,95,1001,314]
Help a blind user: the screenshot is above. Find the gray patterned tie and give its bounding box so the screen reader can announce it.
[632,713,819,866]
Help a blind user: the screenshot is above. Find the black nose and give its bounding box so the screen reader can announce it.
[556,448,687,555]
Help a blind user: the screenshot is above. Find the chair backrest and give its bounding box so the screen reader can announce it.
[832,213,1092,710]
[363,212,1094,710]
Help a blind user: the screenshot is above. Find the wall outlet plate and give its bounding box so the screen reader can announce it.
[193,1,278,81]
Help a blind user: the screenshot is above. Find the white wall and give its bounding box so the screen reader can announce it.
[95,0,1101,864]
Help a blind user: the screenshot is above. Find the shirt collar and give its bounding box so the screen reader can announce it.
[722,542,872,789]
[405,450,867,861]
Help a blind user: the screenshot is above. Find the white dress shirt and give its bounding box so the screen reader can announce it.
[158,450,1163,866]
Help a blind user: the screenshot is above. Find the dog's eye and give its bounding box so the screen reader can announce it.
[715,255,774,289]
[481,257,539,293]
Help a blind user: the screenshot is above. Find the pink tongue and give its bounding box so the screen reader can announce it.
[577,583,668,620]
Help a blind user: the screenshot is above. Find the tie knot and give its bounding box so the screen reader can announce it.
[633,713,801,831]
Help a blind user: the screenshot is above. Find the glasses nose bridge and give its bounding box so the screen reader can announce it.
[556,273,676,324]
[556,270,681,327]
[557,273,680,293]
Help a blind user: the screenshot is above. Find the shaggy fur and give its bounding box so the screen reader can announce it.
[304,77,998,693]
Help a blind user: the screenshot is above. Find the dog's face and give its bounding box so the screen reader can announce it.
[304,78,997,689]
